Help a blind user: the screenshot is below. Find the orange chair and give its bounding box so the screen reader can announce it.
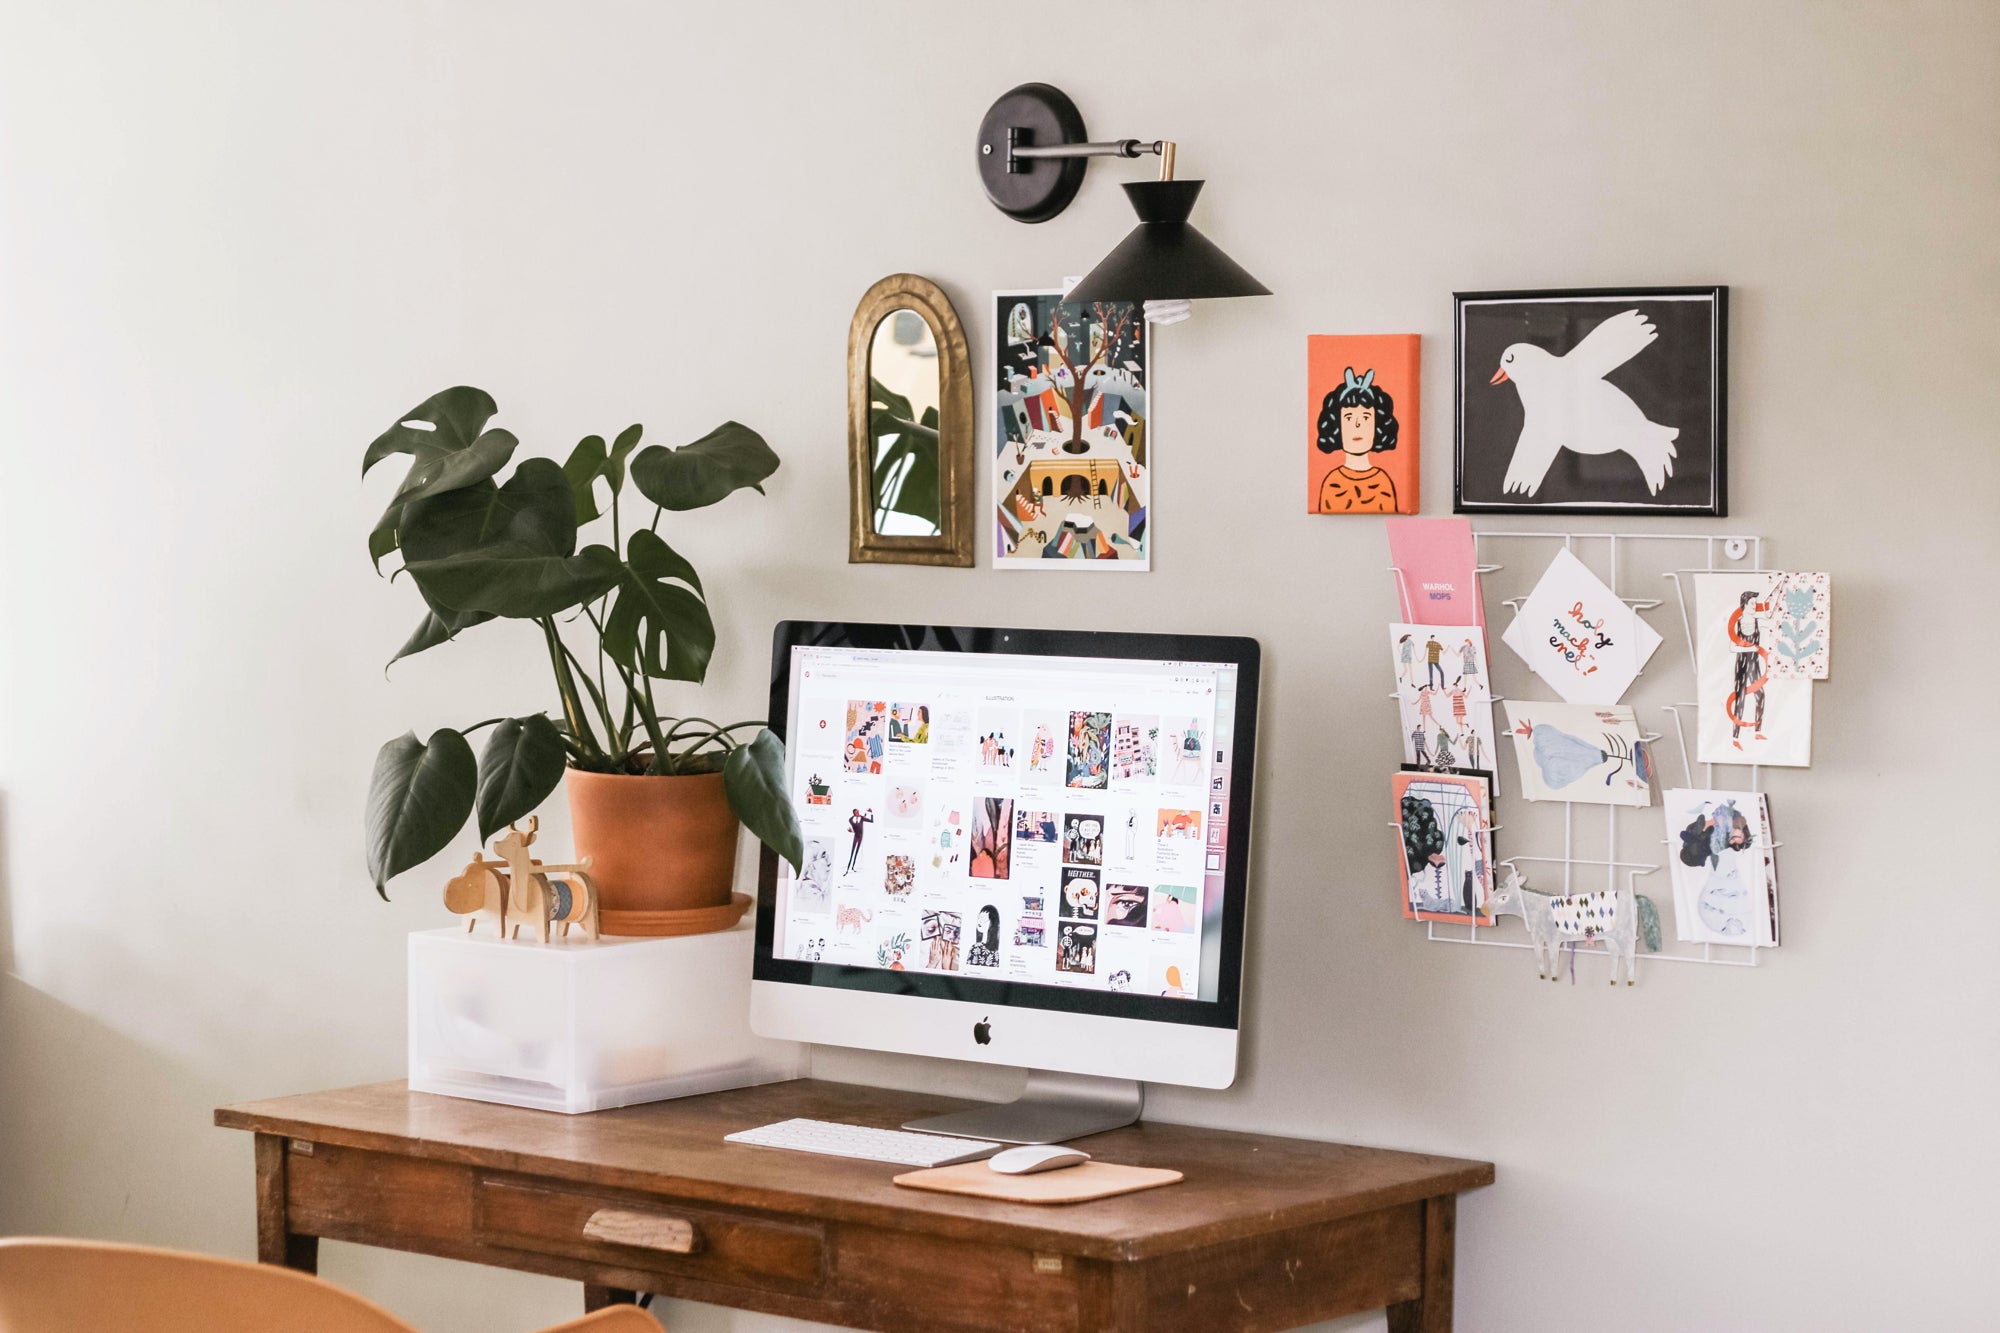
[0,1238,660,1332]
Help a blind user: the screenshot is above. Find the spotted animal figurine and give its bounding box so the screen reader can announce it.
[1486,866,1662,985]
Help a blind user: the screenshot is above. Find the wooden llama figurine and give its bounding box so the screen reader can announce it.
[492,817,601,944]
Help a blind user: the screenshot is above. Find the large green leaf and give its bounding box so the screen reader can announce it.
[368,429,520,571]
[562,424,645,523]
[723,729,802,873]
[874,429,940,528]
[365,728,476,898]
[368,515,404,572]
[606,422,643,495]
[630,421,779,512]
[404,543,621,619]
[602,529,714,682]
[475,714,568,844]
[363,387,508,570]
[362,386,498,476]
[388,427,519,504]
[868,379,940,528]
[872,379,914,424]
[402,458,577,564]
[562,434,608,525]
[387,605,496,671]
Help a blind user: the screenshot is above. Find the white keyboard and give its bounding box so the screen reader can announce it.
[724,1118,1002,1167]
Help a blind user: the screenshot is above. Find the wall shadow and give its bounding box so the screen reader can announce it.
[0,789,15,977]
[0,970,247,1253]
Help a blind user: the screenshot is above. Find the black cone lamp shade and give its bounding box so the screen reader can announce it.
[1065,180,1270,305]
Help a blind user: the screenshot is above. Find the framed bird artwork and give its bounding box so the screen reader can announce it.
[1453,287,1727,516]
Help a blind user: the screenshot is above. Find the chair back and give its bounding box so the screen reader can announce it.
[0,1238,418,1333]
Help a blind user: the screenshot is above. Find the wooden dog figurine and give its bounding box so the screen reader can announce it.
[442,817,600,944]
[443,853,514,938]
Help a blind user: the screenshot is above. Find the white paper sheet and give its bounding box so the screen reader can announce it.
[1500,549,1661,704]
[1390,623,1498,775]
[1694,573,1813,766]
[1502,701,1653,806]
[1665,787,1778,946]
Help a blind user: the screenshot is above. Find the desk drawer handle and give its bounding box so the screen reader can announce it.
[582,1208,698,1254]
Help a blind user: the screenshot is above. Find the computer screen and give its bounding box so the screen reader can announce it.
[754,622,1257,1038]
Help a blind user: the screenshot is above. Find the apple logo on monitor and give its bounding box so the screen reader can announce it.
[973,1017,992,1046]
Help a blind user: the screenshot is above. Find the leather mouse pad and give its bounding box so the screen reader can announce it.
[892,1160,1183,1204]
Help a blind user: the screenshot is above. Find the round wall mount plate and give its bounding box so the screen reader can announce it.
[976,83,1087,223]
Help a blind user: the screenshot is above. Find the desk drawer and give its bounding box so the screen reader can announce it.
[473,1177,825,1293]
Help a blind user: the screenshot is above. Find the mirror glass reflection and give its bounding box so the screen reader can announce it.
[868,309,943,537]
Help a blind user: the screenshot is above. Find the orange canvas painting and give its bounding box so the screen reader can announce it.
[1307,334,1420,515]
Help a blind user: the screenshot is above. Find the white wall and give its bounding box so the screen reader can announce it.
[3,3,1996,1329]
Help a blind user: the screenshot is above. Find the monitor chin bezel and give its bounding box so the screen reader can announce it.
[750,977,1240,1091]
[751,619,1260,1036]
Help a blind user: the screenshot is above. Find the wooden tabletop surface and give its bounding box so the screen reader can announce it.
[216,1080,1493,1262]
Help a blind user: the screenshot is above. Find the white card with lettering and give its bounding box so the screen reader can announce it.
[1499,549,1661,704]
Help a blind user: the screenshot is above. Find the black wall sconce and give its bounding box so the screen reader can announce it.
[975,82,1270,317]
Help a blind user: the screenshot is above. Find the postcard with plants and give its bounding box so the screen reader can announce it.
[1502,701,1652,807]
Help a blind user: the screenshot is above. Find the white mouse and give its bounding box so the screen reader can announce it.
[987,1145,1091,1175]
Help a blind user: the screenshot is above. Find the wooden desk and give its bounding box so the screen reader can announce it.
[215,1081,1492,1333]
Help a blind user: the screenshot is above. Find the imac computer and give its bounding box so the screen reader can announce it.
[750,621,1259,1143]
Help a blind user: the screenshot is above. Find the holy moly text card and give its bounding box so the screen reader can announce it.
[1500,548,1661,704]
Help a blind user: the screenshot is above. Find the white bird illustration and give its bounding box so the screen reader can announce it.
[1490,309,1679,497]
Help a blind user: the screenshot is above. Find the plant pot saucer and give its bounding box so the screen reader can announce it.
[599,892,751,939]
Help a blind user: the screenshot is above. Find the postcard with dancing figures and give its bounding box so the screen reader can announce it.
[1390,623,1499,780]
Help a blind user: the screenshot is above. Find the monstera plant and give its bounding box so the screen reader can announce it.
[869,375,940,534]
[361,385,802,901]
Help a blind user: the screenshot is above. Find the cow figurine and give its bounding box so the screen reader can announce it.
[1486,867,1662,985]
[442,817,600,944]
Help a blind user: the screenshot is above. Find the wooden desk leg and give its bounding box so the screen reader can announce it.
[1386,1195,1456,1333]
[252,1133,319,1275]
[583,1285,639,1312]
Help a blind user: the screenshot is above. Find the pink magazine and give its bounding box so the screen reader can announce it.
[1386,517,1486,630]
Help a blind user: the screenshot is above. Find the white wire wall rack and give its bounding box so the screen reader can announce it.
[1388,530,1781,976]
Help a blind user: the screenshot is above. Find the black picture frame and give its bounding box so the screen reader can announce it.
[1454,286,1727,516]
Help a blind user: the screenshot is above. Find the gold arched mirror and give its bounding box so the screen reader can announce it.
[848,274,973,566]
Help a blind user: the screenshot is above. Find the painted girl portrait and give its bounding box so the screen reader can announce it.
[1316,367,1400,513]
[1305,334,1421,514]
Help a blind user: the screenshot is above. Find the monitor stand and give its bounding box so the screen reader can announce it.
[903,1070,1144,1145]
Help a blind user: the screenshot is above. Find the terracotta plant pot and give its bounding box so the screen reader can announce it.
[566,768,743,936]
